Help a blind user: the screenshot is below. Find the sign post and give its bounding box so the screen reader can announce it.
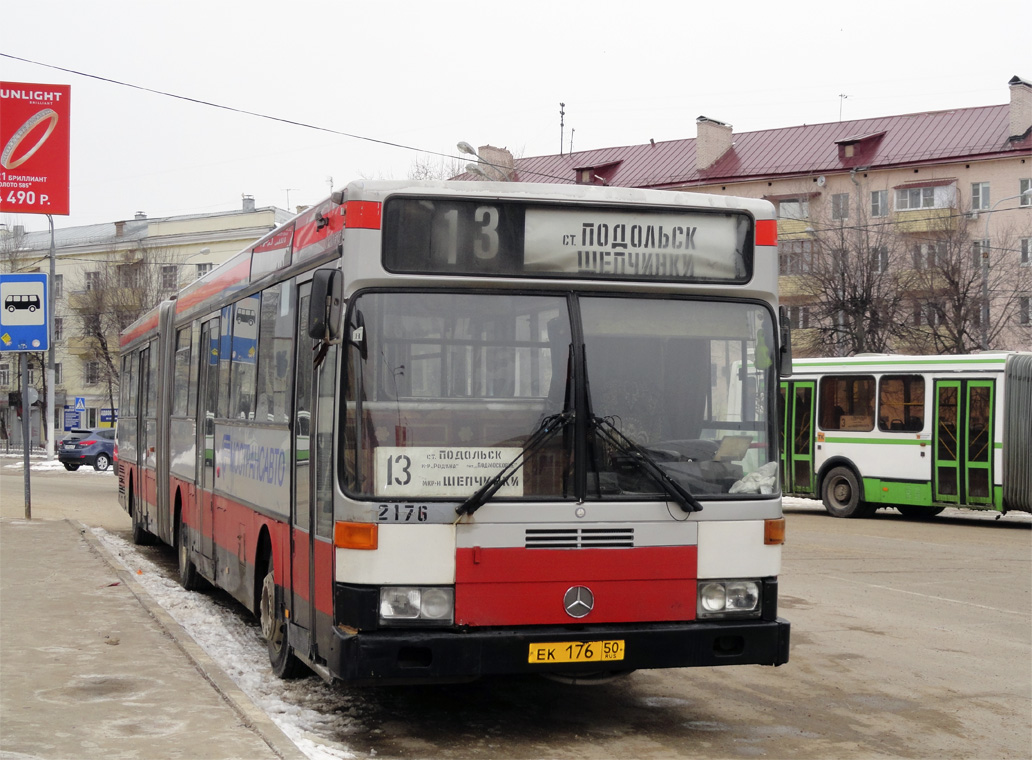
[0,272,50,519]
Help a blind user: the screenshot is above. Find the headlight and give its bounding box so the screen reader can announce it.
[379,587,454,625]
[697,580,761,618]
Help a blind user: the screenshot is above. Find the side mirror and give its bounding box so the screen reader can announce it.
[778,305,793,378]
[309,269,343,340]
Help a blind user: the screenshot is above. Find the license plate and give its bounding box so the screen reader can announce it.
[528,640,625,664]
[64,445,76,451]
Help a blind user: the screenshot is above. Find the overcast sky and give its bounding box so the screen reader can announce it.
[2,0,1030,234]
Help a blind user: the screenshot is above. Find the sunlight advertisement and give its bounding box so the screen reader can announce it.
[0,81,71,215]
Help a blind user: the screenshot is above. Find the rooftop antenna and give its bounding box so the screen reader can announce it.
[327,176,334,192]
[570,128,574,155]
[559,102,565,156]
[839,94,849,121]
[283,188,298,209]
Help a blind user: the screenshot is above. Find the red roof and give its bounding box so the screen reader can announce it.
[501,103,1031,188]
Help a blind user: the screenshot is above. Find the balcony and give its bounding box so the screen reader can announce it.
[893,208,955,234]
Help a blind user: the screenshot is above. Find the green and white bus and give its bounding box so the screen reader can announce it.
[780,353,1032,518]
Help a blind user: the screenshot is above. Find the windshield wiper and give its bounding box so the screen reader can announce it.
[590,415,704,513]
[455,411,573,518]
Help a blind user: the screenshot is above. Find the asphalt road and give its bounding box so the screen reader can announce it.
[2,460,1030,759]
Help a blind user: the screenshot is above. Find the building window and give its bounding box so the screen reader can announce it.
[871,190,888,218]
[53,317,63,342]
[161,265,178,291]
[871,246,889,274]
[0,363,9,386]
[913,242,945,270]
[789,305,810,329]
[84,271,100,291]
[831,193,849,221]
[27,365,36,385]
[779,198,809,221]
[895,184,955,211]
[913,302,943,327]
[85,361,101,385]
[54,363,63,385]
[1021,238,1031,266]
[53,273,63,299]
[971,182,990,211]
[1020,296,1031,325]
[196,262,213,278]
[778,240,814,274]
[1021,179,1031,206]
[972,239,989,268]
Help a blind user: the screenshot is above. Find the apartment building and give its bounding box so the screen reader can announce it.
[500,75,1032,355]
[1,196,290,446]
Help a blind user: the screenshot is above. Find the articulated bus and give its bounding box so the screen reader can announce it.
[781,353,1032,519]
[118,180,791,684]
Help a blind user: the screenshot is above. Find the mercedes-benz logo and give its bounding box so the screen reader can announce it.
[563,586,594,618]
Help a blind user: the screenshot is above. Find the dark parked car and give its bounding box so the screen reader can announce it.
[58,427,116,472]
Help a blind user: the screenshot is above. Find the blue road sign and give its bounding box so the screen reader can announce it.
[0,273,49,352]
[74,396,86,411]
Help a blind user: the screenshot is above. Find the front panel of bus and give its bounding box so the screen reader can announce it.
[320,186,789,682]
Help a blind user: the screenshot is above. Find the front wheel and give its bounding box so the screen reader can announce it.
[259,556,305,679]
[63,462,80,471]
[822,466,872,518]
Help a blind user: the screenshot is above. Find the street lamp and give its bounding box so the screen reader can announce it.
[980,187,1032,349]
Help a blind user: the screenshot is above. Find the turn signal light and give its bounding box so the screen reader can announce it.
[334,521,378,550]
[764,518,786,545]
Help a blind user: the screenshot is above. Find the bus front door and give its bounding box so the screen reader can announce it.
[933,379,995,507]
[780,380,816,497]
[194,318,219,574]
[290,285,315,661]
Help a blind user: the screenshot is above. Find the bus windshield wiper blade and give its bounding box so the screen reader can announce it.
[590,416,703,513]
[455,411,573,518]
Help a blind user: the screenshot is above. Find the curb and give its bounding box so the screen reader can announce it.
[77,520,309,760]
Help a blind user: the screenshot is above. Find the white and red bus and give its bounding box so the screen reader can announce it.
[118,180,791,684]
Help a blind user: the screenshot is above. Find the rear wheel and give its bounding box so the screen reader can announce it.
[822,466,872,518]
[93,453,111,472]
[259,552,305,679]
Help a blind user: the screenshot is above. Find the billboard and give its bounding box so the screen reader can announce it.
[0,81,70,215]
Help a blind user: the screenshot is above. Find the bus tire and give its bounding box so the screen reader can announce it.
[259,553,305,679]
[176,516,204,590]
[896,505,945,519]
[822,467,871,518]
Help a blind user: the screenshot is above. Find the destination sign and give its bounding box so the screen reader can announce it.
[382,197,753,283]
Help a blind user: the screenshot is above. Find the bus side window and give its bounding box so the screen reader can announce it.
[819,375,875,431]
[878,374,924,433]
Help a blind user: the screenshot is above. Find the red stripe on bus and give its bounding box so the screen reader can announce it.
[121,313,160,347]
[454,546,697,626]
[175,259,251,315]
[755,219,777,247]
[345,200,382,229]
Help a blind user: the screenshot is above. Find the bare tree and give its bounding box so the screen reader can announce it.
[902,211,1030,353]
[408,153,466,181]
[73,244,184,410]
[790,179,918,356]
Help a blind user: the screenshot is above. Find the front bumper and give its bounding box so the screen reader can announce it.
[325,617,790,684]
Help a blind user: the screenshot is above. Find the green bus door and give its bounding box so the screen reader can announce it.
[933,379,995,507]
[780,380,816,497]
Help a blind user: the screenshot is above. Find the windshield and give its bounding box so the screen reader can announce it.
[341,291,778,502]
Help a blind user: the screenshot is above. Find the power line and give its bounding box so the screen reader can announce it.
[0,53,573,184]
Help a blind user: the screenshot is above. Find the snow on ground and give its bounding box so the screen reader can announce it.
[93,528,361,760]
[1,454,112,473]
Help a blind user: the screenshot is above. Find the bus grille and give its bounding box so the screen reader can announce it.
[525,527,634,549]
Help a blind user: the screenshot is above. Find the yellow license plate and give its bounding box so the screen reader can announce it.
[528,640,625,664]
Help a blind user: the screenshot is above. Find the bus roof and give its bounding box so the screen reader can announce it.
[790,352,1027,374]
